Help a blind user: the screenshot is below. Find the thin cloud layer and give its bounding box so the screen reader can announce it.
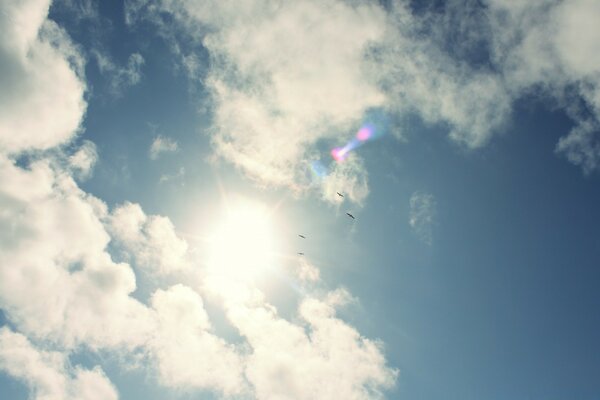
[409,191,436,245]
[93,51,145,98]
[149,135,179,160]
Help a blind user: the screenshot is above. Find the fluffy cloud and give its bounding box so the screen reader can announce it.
[127,0,387,200]
[409,191,436,245]
[373,1,512,148]
[220,287,397,400]
[149,284,246,395]
[108,202,190,276]
[0,2,397,399]
[0,0,86,154]
[0,156,155,349]
[149,135,179,160]
[0,0,154,353]
[0,327,118,400]
[126,0,600,187]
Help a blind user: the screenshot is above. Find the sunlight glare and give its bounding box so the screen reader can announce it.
[208,199,278,282]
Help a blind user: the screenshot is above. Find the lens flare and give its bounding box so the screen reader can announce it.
[328,109,389,163]
[356,125,374,141]
[331,145,352,162]
[331,124,378,162]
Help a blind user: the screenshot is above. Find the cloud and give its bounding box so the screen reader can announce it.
[373,1,512,148]
[108,202,190,276]
[0,327,118,400]
[149,284,247,395]
[149,135,179,160]
[0,2,394,399]
[218,286,397,400]
[159,166,185,184]
[126,0,600,186]
[127,0,387,201]
[484,0,600,173]
[93,51,145,97]
[0,0,86,154]
[409,191,436,245]
[296,258,320,283]
[0,156,156,350]
[320,156,370,205]
[68,140,98,179]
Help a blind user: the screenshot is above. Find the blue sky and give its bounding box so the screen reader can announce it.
[1,0,600,399]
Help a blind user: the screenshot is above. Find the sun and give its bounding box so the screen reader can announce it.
[207,198,279,282]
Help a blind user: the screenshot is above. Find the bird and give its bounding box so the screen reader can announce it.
[346,212,355,219]
[336,192,344,197]
[298,252,304,256]
[298,234,306,239]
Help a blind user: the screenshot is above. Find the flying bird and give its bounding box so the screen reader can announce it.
[298,234,306,239]
[298,252,304,256]
[346,212,355,220]
[337,192,344,197]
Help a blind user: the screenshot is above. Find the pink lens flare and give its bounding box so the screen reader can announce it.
[331,146,349,162]
[356,126,373,141]
[330,123,381,162]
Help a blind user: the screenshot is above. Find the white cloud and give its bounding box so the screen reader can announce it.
[0,327,118,400]
[149,284,247,395]
[108,202,190,276]
[127,0,600,182]
[296,258,320,283]
[0,157,156,350]
[373,2,512,148]
[149,135,179,160]
[484,0,600,172]
[409,191,436,245]
[128,0,387,201]
[0,0,86,154]
[0,2,401,399]
[219,287,397,400]
[68,140,98,179]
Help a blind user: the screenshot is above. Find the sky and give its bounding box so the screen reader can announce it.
[1,0,600,399]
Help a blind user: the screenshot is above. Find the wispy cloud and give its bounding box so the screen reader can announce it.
[409,191,437,245]
[149,135,179,160]
[68,140,98,179]
[159,166,185,184]
[93,51,145,98]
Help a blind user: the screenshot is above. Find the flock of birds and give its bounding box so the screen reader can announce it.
[297,191,354,256]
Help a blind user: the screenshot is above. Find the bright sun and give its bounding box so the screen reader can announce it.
[208,199,278,282]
